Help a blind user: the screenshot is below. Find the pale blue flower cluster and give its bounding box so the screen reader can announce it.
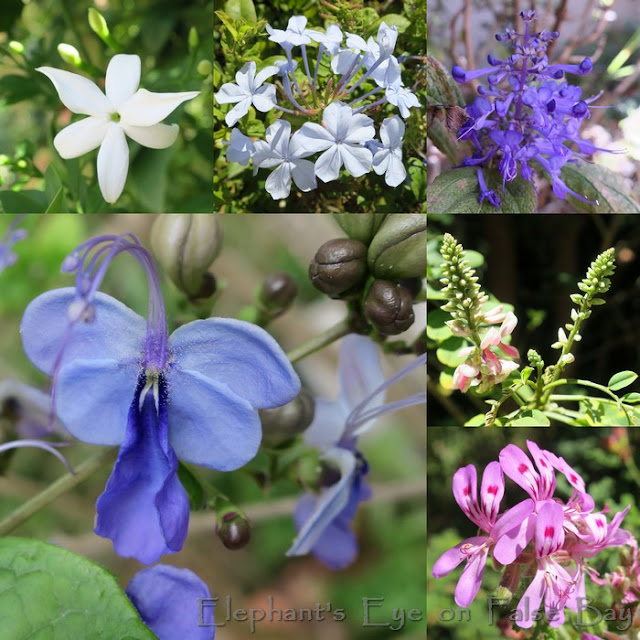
[215,17,420,200]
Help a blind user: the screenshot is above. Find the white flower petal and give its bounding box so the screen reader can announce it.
[37,66,112,117]
[345,113,375,143]
[295,123,335,154]
[380,115,405,148]
[383,152,407,187]
[314,145,342,182]
[252,140,282,169]
[215,82,248,104]
[340,144,372,177]
[105,54,141,108]
[254,65,279,87]
[118,88,199,127]
[236,61,256,93]
[252,84,277,112]
[331,49,359,75]
[224,97,252,127]
[291,159,317,192]
[322,101,351,140]
[265,119,291,158]
[53,116,109,159]
[345,33,368,51]
[372,147,391,176]
[97,123,129,204]
[121,122,179,149]
[265,162,292,199]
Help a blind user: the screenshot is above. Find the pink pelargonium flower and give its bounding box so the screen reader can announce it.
[480,311,519,359]
[494,440,592,565]
[432,462,534,607]
[515,501,575,629]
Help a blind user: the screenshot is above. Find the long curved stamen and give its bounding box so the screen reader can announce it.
[0,439,74,472]
[350,391,427,433]
[346,353,426,433]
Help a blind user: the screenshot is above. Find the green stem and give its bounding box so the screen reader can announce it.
[286,317,353,364]
[0,448,116,537]
[60,0,93,68]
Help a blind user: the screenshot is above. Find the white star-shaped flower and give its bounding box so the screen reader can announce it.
[371,116,407,187]
[214,61,278,127]
[38,54,199,204]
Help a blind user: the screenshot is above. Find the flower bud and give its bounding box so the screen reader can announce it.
[333,213,387,244]
[258,272,297,318]
[216,511,251,550]
[367,214,426,279]
[364,280,415,335]
[88,8,110,38]
[309,238,368,297]
[259,389,315,447]
[150,214,223,299]
[57,44,82,67]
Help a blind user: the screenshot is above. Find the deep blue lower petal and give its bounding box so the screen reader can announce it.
[95,374,189,564]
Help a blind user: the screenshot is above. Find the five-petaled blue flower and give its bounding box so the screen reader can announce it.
[21,233,300,564]
[287,335,425,569]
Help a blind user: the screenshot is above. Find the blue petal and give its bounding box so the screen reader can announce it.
[302,398,347,450]
[286,447,356,556]
[338,335,385,418]
[294,494,358,569]
[166,368,261,471]
[56,358,139,445]
[95,376,189,564]
[169,318,300,409]
[21,288,145,376]
[126,565,214,640]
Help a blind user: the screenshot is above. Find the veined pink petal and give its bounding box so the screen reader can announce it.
[37,66,113,117]
[118,89,200,127]
[500,311,518,337]
[499,443,551,501]
[527,441,556,498]
[516,570,546,629]
[455,546,490,607]
[452,464,479,522]
[480,327,501,349]
[121,122,179,149]
[97,123,129,203]
[536,501,564,557]
[492,498,534,542]
[493,509,535,565]
[480,461,504,522]
[498,342,519,359]
[53,116,110,158]
[105,54,141,109]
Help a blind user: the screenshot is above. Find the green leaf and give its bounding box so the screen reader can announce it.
[0,190,47,213]
[622,392,640,404]
[224,0,257,23]
[214,11,238,40]
[0,537,155,639]
[608,370,638,391]
[427,167,537,213]
[44,187,65,213]
[510,410,551,426]
[464,413,487,426]
[561,162,640,213]
[374,14,411,33]
[435,336,466,368]
[426,309,453,342]
[0,74,41,105]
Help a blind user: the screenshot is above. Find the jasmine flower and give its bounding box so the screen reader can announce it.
[38,54,199,204]
[295,101,374,182]
[252,119,317,199]
[214,61,278,127]
[287,335,426,568]
[21,234,300,564]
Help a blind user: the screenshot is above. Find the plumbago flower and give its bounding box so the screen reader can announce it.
[20,233,300,564]
[216,16,422,199]
[452,10,618,208]
[126,565,214,640]
[38,54,199,204]
[287,335,426,569]
[432,440,633,629]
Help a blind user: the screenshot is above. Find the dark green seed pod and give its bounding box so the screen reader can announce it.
[259,390,315,447]
[216,511,251,550]
[258,272,298,317]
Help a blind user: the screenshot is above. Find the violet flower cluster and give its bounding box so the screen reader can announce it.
[0,217,26,275]
[452,10,613,208]
[432,441,632,629]
[215,17,421,199]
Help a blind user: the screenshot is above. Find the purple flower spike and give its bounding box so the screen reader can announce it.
[451,11,614,208]
[21,233,301,564]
